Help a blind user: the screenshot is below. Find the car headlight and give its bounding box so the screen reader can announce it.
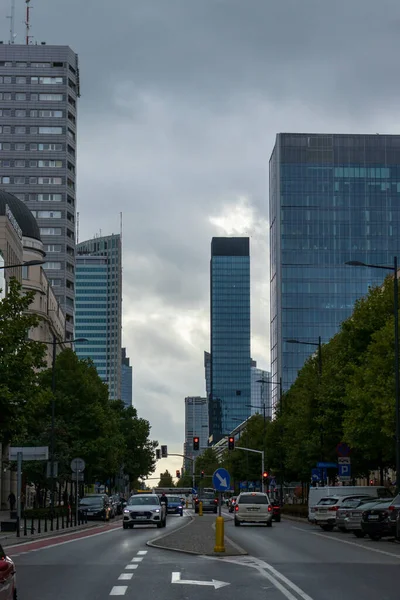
[123,509,130,513]
[152,509,160,513]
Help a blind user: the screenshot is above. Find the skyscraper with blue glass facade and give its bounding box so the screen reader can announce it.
[270,133,400,406]
[75,234,122,400]
[209,237,251,444]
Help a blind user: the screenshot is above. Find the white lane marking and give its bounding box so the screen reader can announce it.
[292,526,400,560]
[137,550,147,555]
[206,555,314,600]
[171,572,229,589]
[110,586,128,595]
[131,556,143,562]
[125,564,138,570]
[118,573,133,580]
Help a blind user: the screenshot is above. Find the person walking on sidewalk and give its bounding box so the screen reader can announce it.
[8,492,16,512]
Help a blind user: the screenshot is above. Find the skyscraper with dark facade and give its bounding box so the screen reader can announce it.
[270,133,400,406]
[209,237,251,443]
[121,347,133,408]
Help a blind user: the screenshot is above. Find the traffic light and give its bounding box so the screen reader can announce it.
[228,436,235,451]
[161,445,168,458]
[156,449,161,460]
[193,436,200,451]
[176,470,180,479]
[201,470,205,479]
[263,471,269,483]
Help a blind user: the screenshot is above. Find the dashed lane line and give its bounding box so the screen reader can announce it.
[125,564,138,570]
[110,586,128,596]
[118,574,133,580]
[109,549,147,595]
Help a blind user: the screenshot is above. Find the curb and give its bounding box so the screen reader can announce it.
[146,514,195,552]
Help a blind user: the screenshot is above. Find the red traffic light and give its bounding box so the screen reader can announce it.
[228,436,235,450]
[201,470,205,479]
[193,436,200,451]
[263,471,269,480]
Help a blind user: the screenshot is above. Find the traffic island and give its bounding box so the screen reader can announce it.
[147,514,247,556]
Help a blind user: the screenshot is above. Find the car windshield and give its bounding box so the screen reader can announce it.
[239,495,268,504]
[128,496,159,506]
[168,497,182,503]
[341,498,371,508]
[317,497,339,506]
[201,493,215,499]
[80,496,104,505]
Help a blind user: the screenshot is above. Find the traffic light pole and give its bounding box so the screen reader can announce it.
[234,447,265,492]
[166,453,196,490]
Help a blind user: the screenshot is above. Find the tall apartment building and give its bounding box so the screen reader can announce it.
[270,133,400,404]
[183,396,208,474]
[75,234,122,400]
[209,237,251,444]
[121,347,133,408]
[0,44,79,339]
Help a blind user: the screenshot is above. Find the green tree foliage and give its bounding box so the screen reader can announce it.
[158,470,174,487]
[194,448,219,489]
[0,278,46,443]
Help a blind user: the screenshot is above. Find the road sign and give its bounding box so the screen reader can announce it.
[336,442,351,458]
[317,462,337,469]
[338,464,351,480]
[212,468,231,491]
[338,457,350,465]
[311,468,320,482]
[9,446,48,461]
[161,445,168,458]
[70,457,85,473]
[46,461,58,478]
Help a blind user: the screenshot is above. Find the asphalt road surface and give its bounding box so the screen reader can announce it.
[10,511,400,600]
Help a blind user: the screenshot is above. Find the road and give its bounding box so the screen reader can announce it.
[9,511,400,600]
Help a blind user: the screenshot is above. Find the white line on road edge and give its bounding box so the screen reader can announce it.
[118,574,133,580]
[110,586,128,595]
[137,550,147,555]
[292,526,400,560]
[171,572,229,589]
[205,556,314,600]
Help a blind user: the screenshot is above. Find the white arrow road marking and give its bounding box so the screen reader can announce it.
[171,572,229,590]
[216,473,227,487]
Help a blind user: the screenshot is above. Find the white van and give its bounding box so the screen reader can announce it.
[308,486,392,522]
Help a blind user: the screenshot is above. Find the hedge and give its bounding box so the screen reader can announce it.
[281,504,308,518]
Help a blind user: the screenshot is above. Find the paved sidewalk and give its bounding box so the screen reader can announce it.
[148,513,247,556]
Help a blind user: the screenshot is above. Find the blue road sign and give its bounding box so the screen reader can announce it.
[192,488,197,494]
[311,468,320,482]
[338,464,351,478]
[212,467,231,492]
[317,462,337,469]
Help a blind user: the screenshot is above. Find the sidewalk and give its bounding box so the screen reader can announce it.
[148,513,247,556]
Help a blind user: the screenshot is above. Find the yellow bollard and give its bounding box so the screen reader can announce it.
[199,501,203,516]
[186,500,189,509]
[214,516,225,552]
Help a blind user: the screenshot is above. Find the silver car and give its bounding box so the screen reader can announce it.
[123,494,166,529]
[336,497,375,531]
[234,492,273,527]
[344,499,389,537]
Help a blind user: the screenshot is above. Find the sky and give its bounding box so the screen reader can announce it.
[1,0,399,483]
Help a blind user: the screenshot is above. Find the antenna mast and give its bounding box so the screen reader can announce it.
[7,0,15,44]
[25,0,32,45]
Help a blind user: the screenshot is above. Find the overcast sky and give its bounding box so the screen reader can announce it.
[1,0,399,482]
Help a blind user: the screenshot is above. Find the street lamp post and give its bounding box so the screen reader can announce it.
[346,258,400,494]
[30,335,87,513]
[0,259,46,270]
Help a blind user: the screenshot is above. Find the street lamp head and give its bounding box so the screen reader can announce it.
[23,260,46,267]
[286,339,300,344]
[73,338,88,343]
[345,260,366,267]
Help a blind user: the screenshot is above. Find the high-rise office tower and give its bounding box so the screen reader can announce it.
[204,351,211,400]
[251,364,272,419]
[183,396,208,474]
[0,44,79,338]
[209,237,251,443]
[270,133,400,405]
[121,347,133,408]
[75,234,122,400]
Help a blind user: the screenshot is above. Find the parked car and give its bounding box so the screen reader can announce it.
[166,495,184,516]
[308,486,391,522]
[341,499,390,538]
[0,544,17,600]
[314,495,379,531]
[360,500,395,540]
[335,497,377,532]
[79,494,111,521]
[234,492,273,527]
[194,492,218,514]
[123,494,166,529]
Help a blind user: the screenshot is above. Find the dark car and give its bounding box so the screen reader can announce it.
[195,492,218,513]
[166,495,184,516]
[79,494,111,521]
[360,500,394,540]
[0,543,17,600]
[271,499,281,522]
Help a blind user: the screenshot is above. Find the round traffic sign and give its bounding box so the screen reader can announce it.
[336,442,350,458]
[70,457,85,472]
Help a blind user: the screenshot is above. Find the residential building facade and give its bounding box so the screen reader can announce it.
[0,44,79,339]
[209,237,251,444]
[183,396,208,474]
[75,234,122,400]
[270,133,400,405]
[121,347,133,408]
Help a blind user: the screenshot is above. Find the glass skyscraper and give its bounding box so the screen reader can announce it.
[270,133,400,405]
[121,347,133,408]
[209,237,251,443]
[75,234,122,400]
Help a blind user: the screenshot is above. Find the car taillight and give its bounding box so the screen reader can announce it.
[235,505,239,511]
[195,499,199,504]
[389,505,395,512]
[268,505,272,512]
[214,499,218,504]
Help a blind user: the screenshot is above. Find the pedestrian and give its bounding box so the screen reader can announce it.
[8,492,16,512]
[160,492,168,508]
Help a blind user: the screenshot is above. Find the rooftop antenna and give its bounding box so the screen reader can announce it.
[7,0,16,44]
[76,211,80,244]
[25,0,33,45]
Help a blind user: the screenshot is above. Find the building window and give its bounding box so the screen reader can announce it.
[0,126,11,134]
[14,176,25,184]
[29,160,37,167]
[30,110,38,117]
[15,143,26,150]
[15,93,26,101]
[28,194,37,201]
[14,160,25,167]
[16,62,27,68]
[40,228,61,235]
[22,265,29,279]
[38,160,62,168]
[45,245,62,252]
[15,126,26,134]
[1,177,10,184]
[30,93,38,101]
[0,77,12,84]
[38,127,62,134]
[0,93,12,100]
[43,262,62,270]
[39,94,63,101]
[38,193,62,202]
[16,77,26,84]
[15,110,26,118]
[49,278,62,286]
[39,110,63,118]
[30,144,38,150]
[13,194,25,201]
[31,76,63,85]
[29,177,37,184]
[0,160,10,167]
[0,109,11,117]
[37,211,62,218]
[38,143,63,151]
[0,143,11,151]
[38,177,62,185]
[31,62,51,68]
[67,128,75,141]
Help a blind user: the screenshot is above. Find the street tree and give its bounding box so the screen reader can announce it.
[158,470,174,487]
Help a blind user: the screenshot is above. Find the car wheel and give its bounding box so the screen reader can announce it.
[157,522,163,528]
[130,524,134,529]
[180,512,183,517]
[338,527,347,533]
[234,519,240,526]
[353,531,365,538]
[369,534,381,541]
[266,520,272,527]
[123,522,128,529]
